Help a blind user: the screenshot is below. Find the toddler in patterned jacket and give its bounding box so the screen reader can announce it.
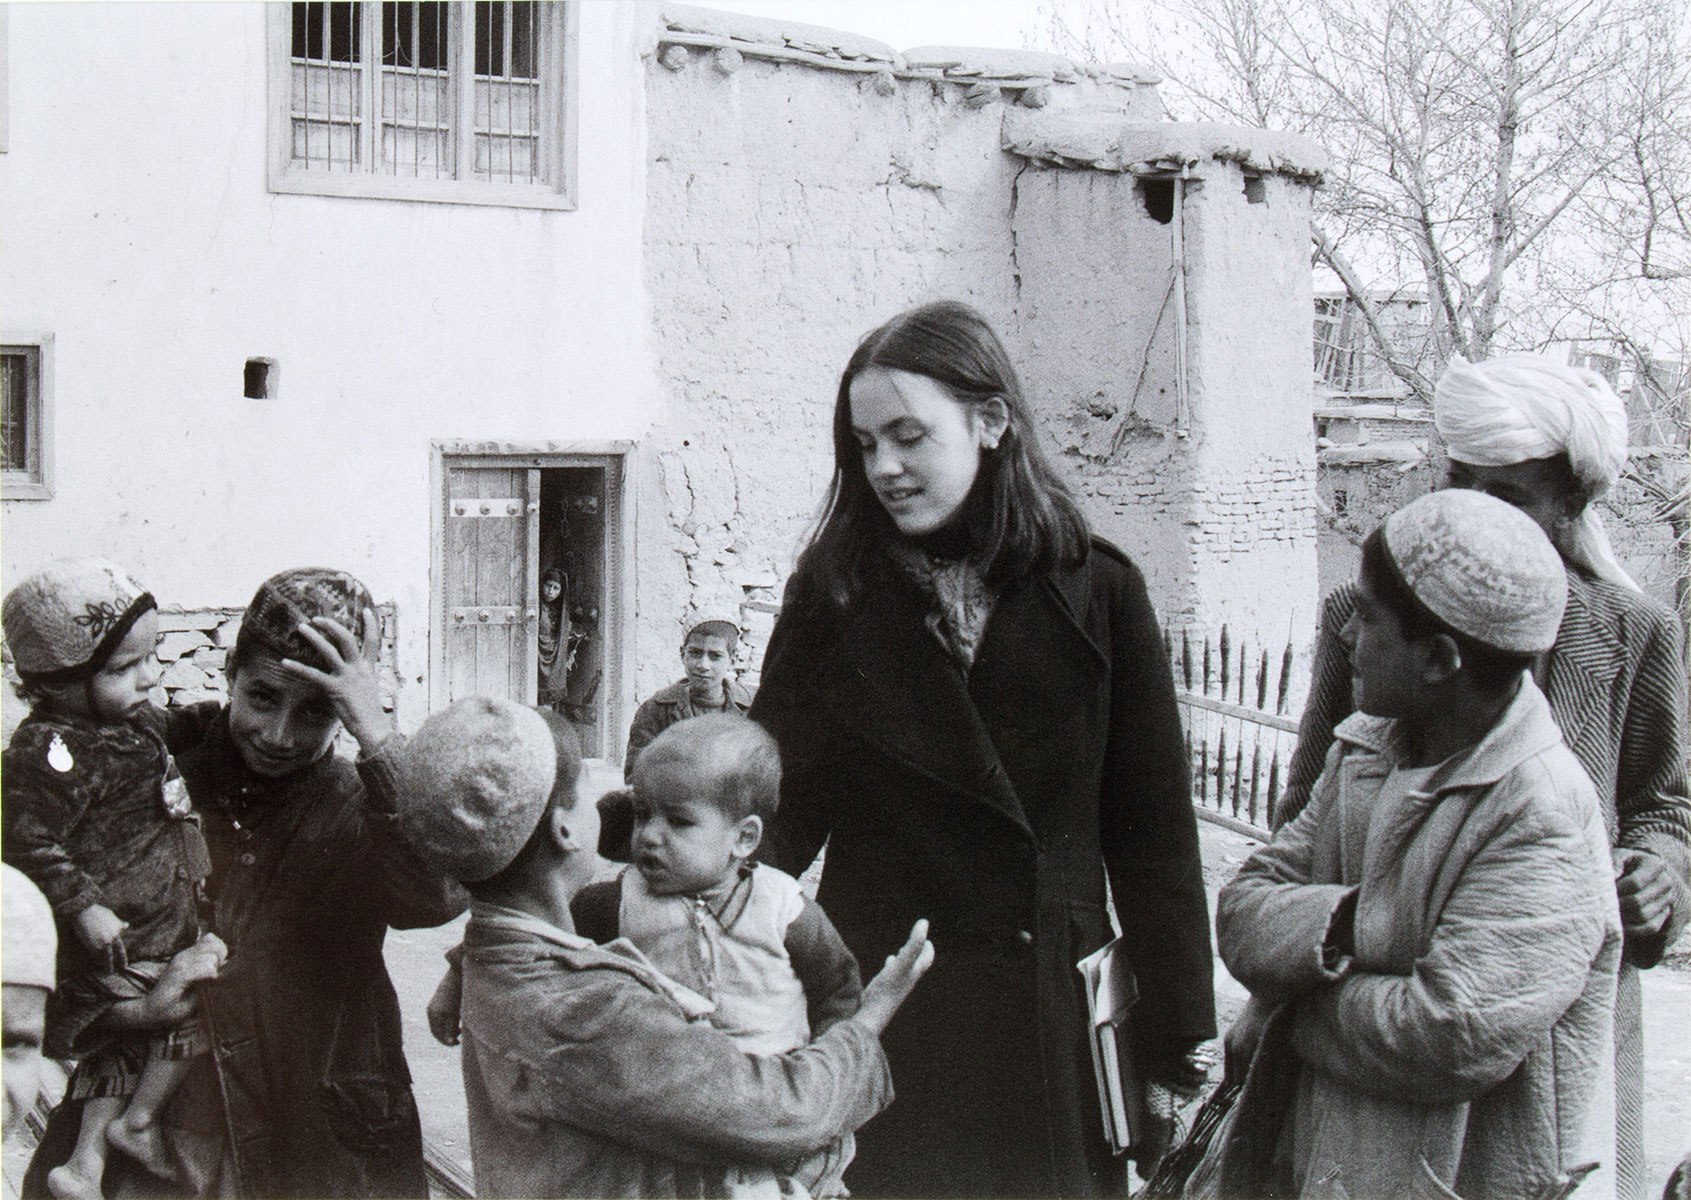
[2,559,226,1200]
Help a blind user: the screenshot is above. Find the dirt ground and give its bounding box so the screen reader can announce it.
[385,809,1690,1195]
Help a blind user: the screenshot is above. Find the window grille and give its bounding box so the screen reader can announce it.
[274,2,573,207]
[290,2,363,171]
[472,1,540,183]
[2,341,50,499]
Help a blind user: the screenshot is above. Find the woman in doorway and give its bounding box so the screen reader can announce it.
[751,301,1216,1198]
[1274,354,1690,1200]
[536,567,571,708]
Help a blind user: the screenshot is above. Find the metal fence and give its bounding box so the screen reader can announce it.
[1170,626,1301,838]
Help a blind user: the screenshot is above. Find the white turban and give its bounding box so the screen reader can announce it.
[2,864,56,991]
[1434,354,1638,591]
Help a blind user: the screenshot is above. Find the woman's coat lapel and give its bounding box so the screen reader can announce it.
[804,559,1106,838]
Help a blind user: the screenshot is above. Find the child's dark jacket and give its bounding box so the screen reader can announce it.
[2,706,209,1058]
[163,704,464,1199]
[623,678,754,781]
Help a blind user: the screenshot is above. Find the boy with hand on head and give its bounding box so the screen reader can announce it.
[1,559,228,1199]
[624,616,752,781]
[165,567,463,1198]
[1206,490,1621,1200]
[21,567,464,1200]
[402,699,933,1200]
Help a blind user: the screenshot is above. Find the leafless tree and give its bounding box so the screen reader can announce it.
[1039,0,1690,396]
[1040,0,1690,623]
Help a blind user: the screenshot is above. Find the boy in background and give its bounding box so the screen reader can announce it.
[624,617,752,781]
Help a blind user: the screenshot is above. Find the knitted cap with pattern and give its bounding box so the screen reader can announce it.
[1382,490,1567,655]
[1,558,155,685]
[397,698,559,884]
[237,568,375,670]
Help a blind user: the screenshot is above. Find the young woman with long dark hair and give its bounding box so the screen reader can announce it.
[752,300,1217,1198]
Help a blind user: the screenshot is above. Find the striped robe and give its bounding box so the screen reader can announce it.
[1277,568,1691,1200]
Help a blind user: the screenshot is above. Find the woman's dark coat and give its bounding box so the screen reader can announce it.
[753,538,1216,1199]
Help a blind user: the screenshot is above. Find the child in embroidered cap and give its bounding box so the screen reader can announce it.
[1,559,227,1199]
[20,568,463,1200]
[1206,490,1622,1200]
[623,616,754,781]
[430,712,865,1197]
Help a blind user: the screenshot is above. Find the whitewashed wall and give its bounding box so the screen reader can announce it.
[0,2,663,727]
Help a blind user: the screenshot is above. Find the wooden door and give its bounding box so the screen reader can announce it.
[442,464,539,704]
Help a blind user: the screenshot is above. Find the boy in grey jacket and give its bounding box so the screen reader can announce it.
[400,698,933,1199]
[1209,490,1621,1200]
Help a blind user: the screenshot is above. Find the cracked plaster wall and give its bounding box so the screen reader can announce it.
[994,158,1317,662]
[1178,169,1320,646]
[641,50,1321,696]
[640,54,1026,694]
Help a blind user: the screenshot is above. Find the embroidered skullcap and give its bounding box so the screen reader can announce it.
[2,865,57,991]
[237,568,376,670]
[1383,490,1567,655]
[398,698,558,883]
[1,558,155,686]
[1434,354,1637,591]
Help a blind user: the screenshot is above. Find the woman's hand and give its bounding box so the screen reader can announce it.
[74,903,129,974]
[853,920,934,1036]
[280,609,392,754]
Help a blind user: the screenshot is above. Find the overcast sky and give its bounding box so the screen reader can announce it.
[693,0,1060,53]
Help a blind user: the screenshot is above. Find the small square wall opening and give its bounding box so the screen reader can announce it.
[1244,175,1267,204]
[244,358,277,399]
[1136,178,1175,225]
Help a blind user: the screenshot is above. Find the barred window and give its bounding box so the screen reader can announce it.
[2,339,52,500]
[271,2,576,208]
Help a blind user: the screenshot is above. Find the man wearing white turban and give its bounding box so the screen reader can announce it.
[1276,353,1690,1200]
[1435,353,1637,591]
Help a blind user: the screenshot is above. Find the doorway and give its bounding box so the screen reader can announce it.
[432,444,630,759]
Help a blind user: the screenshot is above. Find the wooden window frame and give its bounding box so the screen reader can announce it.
[266,2,578,210]
[3,334,54,501]
[429,441,632,759]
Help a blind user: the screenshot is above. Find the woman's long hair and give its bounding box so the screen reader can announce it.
[795,301,1089,608]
